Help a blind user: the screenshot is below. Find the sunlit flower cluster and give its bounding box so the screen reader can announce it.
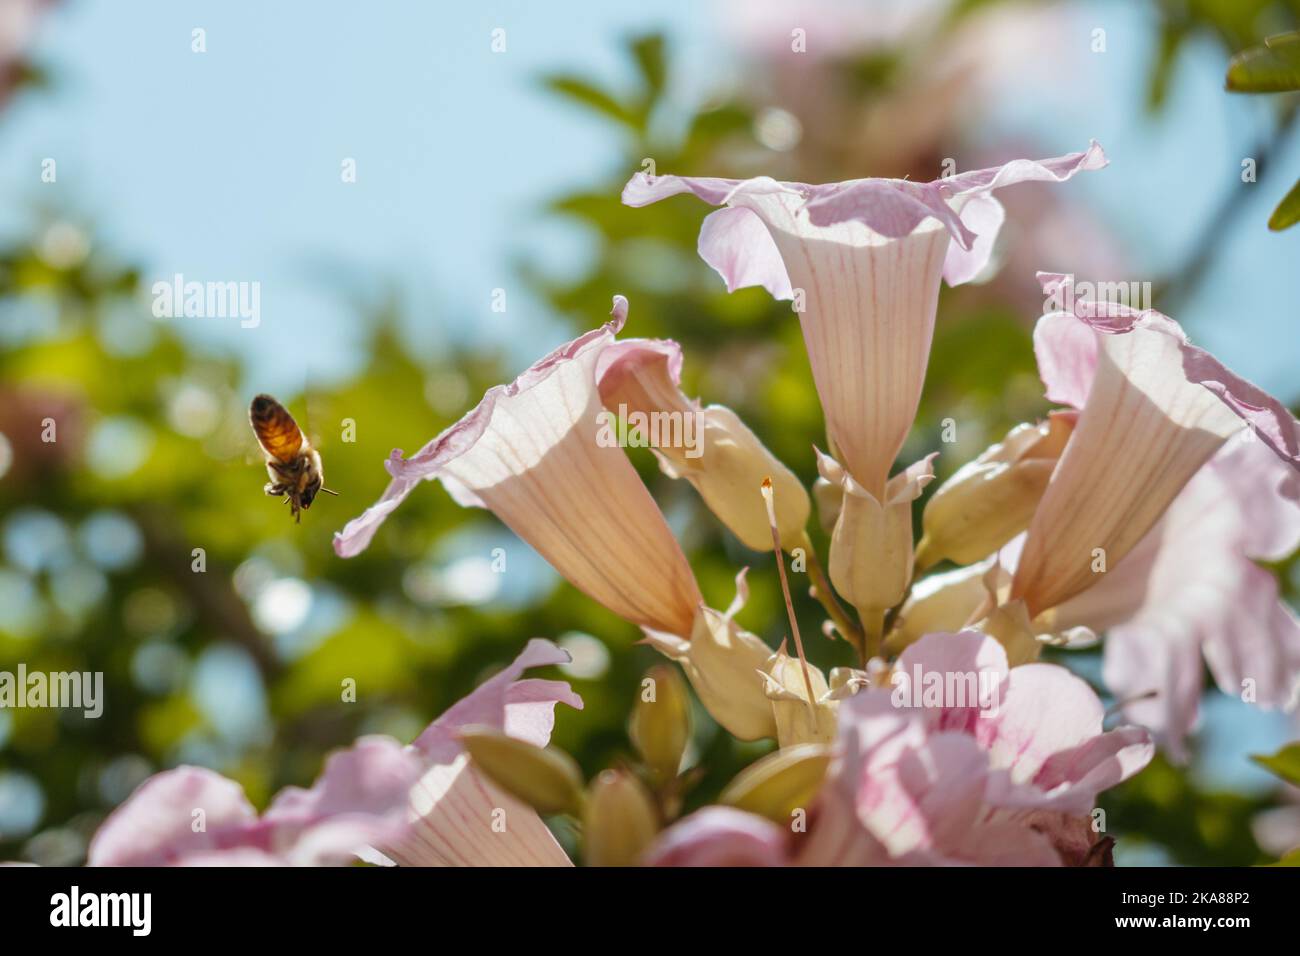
[95,142,1300,866]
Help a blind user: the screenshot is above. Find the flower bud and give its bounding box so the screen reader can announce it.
[977,598,1042,667]
[760,646,837,746]
[596,339,808,552]
[916,412,1075,570]
[818,450,935,638]
[887,560,1002,654]
[657,405,810,552]
[719,743,832,824]
[460,725,586,816]
[582,770,660,867]
[641,571,779,742]
[630,664,691,785]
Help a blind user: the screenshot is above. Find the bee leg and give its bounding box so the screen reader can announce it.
[265,482,287,497]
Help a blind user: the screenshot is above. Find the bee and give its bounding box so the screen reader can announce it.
[248,394,337,522]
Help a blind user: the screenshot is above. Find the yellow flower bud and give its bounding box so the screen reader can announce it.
[887,560,1002,654]
[582,769,660,867]
[916,412,1075,570]
[658,405,809,552]
[719,743,832,824]
[460,725,586,816]
[642,601,778,742]
[818,450,935,642]
[760,646,837,746]
[977,599,1042,666]
[630,664,691,785]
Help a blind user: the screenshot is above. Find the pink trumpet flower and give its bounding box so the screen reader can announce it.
[88,639,582,866]
[623,143,1106,498]
[1012,273,1300,626]
[333,298,800,741]
[334,296,702,639]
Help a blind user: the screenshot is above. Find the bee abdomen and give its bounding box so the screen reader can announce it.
[250,394,304,461]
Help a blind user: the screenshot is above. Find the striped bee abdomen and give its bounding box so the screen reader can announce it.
[249,394,305,463]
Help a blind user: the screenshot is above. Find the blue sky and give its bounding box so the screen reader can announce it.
[1,0,1298,399]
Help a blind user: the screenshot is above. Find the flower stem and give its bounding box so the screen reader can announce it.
[761,478,818,716]
[860,607,886,662]
[798,532,863,658]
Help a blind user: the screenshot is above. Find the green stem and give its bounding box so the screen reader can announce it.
[799,532,863,657]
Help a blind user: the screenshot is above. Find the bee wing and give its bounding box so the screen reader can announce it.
[304,377,328,453]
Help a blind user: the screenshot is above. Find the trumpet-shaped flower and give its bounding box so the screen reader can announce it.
[89,639,582,867]
[336,299,807,742]
[1013,273,1300,626]
[829,631,1151,864]
[335,297,702,639]
[1024,291,1300,754]
[623,143,1106,498]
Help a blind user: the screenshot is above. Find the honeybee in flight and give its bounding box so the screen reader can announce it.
[248,394,337,522]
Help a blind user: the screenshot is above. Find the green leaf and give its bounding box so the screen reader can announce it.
[1268,848,1300,866]
[541,75,638,127]
[629,33,666,101]
[1251,742,1300,786]
[1226,31,1300,93]
[1268,177,1300,231]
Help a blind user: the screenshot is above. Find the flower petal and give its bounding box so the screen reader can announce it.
[697,206,793,299]
[88,767,257,867]
[1183,343,1300,475]
[644,806,789,867]
[389,639,582,867]
[942,192,1005,286]
[413,638,582,761]
[942,140,1108,195]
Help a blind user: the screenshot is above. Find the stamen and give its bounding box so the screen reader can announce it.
[761,477,817,715]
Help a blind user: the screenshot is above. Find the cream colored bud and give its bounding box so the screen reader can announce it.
[760,647,837,746]
[719,743,832,823]
[582,769,660,867]
[887,560,1002,654]
[659,405,809,551]
[916,413,1075,570]
[977,599,1043,666]
[818,450,935,629]
[630,664,691,785]
[642,604,778,742]
[460,725,586,816]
